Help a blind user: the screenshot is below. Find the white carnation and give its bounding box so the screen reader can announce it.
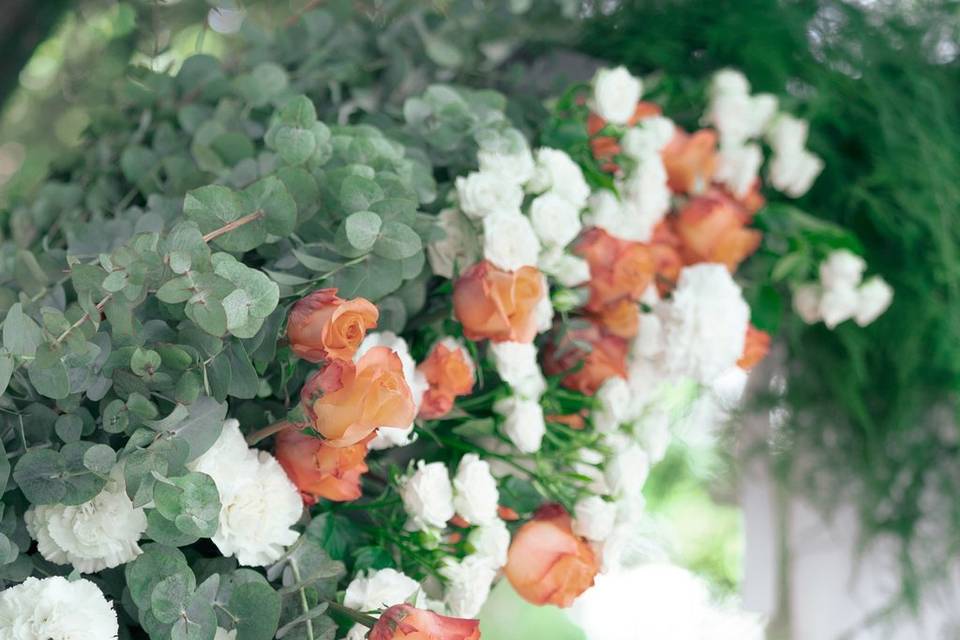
[768,148,824,197]
[356,332,428,450]
[452,454,500,525]
[529,191,582,248]
[591,66,643,125]
[488,341,546,399]
[855,276,893,326]
[478,137,535,186]
[440,555,498,618]
[528,148,590,209]
[401,461,455,530]
[572,496,618,542]
[0,576,118,640]
[585,185,661,243]
[792,284,823,324]
[619,159,670,242]
[428,208,480,280]
[494,396,545,453]
[539,248,590,287]
[605,439,651,498]
[621,116,674,161]
[819,284,860,329]
[344,568,423,611]
[25,468,146,574]
[189,420,302,566]
[482,210,541,271]
[819,249,866,290]
[658,264,750,384]
[468,519,510,567]
[456,171,523,220]
[593,376,632,433]
[715,143,763,198]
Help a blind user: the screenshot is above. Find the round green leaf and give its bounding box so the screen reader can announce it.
[13,449,67,505]
[343,211,382,252]
[373,221,422,260]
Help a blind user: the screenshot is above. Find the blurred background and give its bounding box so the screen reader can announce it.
[2,1,959,638]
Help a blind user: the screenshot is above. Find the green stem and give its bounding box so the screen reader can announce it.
[326,601,379,628]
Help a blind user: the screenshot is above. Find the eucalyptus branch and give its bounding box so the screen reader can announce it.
[245,420,302,446]
[201,209,265,243]
[325,601,379,628]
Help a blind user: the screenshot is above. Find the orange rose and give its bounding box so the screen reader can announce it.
[576,228,654,312]
[275,427,371,504]
[504,504,599,608]
[737,325,771,370]
[287,289,379,362]
[453,261,544,343]
[369,604,480,640]
[675,193,761,271]
[595,298,640,339]
[417,339,475,420]
[542,322,628,396]
[661,128,718,194]
[302,346,415,447]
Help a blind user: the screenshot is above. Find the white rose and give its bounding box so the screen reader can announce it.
[605,441,651,498]
[528,148,590,209]
[478,131,535,186]
[710,69,750,97]
[621,116,675,160]
[768,147,824,198]
[819,284,860,329]
[428,208,480,280]
[494,396,545,453]
[401,461,455,530]
[593,377,632,433]
[715,143,763,198]
[534,276,554,334]
[766,114,810,153]
[355,332,428,450]
[572,496,618,542]
[488,341,546,399]
[529,192,582,248]
[792,283,823,324]
[707,92,777,146]
[855,276,893,326]
[441,555,498,618]
[453,454,500,525]
[619,159,670,242]
[482,210,541,271]
[25,468,147,574]
[456,171,523,220]
[539,248,591,287]
[591,66,643,125]
[344,568,423,611]
[819,249,866,290]
[0,576,119,640]
[468,519,510,567]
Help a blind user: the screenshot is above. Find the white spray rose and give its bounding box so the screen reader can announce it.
[0,576,119,640]
[710,69,750,97]
[534,275,555,334]
[529,191,582,248]
[605,439,651,498]
[572,496,618,542]
[452,454,500,525]
[401,461,455,530]
[528,148,590,209]
[494,396,546,453]
[344,568,425,640]
[819,249,866,290]
[768,148,824,197]
[440,555,498,618]
[620,116,675,160]
[573,447,609,495]
[855,276,893,326]
[619,159,670,242]
[593,376,632,433]
[819,285,860,329]
[715,143,763,198]
[707,90,778,146]
[482,210,541,271]
[25,468,147,574]
[792,284,823,324]
[456,171,523,220]
[591,66,643,125]
[488,341,546,399]
[428,208,480,279]
[478,139,535,186]
[766,113,809,153]
[468,519,510,567]
[539,248,591,287]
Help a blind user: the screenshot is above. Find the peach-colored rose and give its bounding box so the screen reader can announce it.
[675,193,762,272]
[453,261,544,344]
[504,504,599,608]
[301,346,415,447]
[576,228,654,312]
[542,322,629,396]
[594,298,640,339]
[661,127,718,194]
[287,289,379,362]
[737,325,771,370]
[275,426,371,504]
[417,340,476,420]
[369,604,480,640]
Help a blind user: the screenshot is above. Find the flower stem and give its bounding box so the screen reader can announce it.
[326,600,379,628]
[202,209,265,243]
[245,420,300,446]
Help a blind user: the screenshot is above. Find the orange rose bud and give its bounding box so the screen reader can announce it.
[542,322,628,396]
[504,504,599,608]
[595,298,640,339]
[675,193,762,272]
[546,412,587,430]
[302,346,415,447]
[453,261,544,344]
[661,128,718,194]
[737,325,771,370]
[369,604,480,640]
[417,339,476,420]
[275,427,371,504]
[498,505,520,521]
[576,228,654,312]
[287,289,379,362]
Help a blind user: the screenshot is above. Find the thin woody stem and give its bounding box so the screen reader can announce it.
[325,600,380,628]
[245,420,301,446]
[202,209,265,243]
[53,295,112,346]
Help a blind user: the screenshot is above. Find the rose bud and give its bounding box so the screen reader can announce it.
[287,288,379,362]
[542,322,629,396]
[504,504,599,608]
[661,127,718,194]
[301,346,415,447]
[576,228,654,312]
[275,427,371,504]
[737,324,771,370]
[453,261,544,344]
[675,193,761,272]
[369,604,481,640]
[595,298,640,340]
[417,338,476,420]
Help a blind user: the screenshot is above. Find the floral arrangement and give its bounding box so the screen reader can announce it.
[0,5,895,637]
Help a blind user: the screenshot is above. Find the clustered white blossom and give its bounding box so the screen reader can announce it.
[590,66,643,125]
[0,576,119,640]
[343,568,429,640]
[792,249,893,328]
[400,461,456,530]
[188,419,302,566]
